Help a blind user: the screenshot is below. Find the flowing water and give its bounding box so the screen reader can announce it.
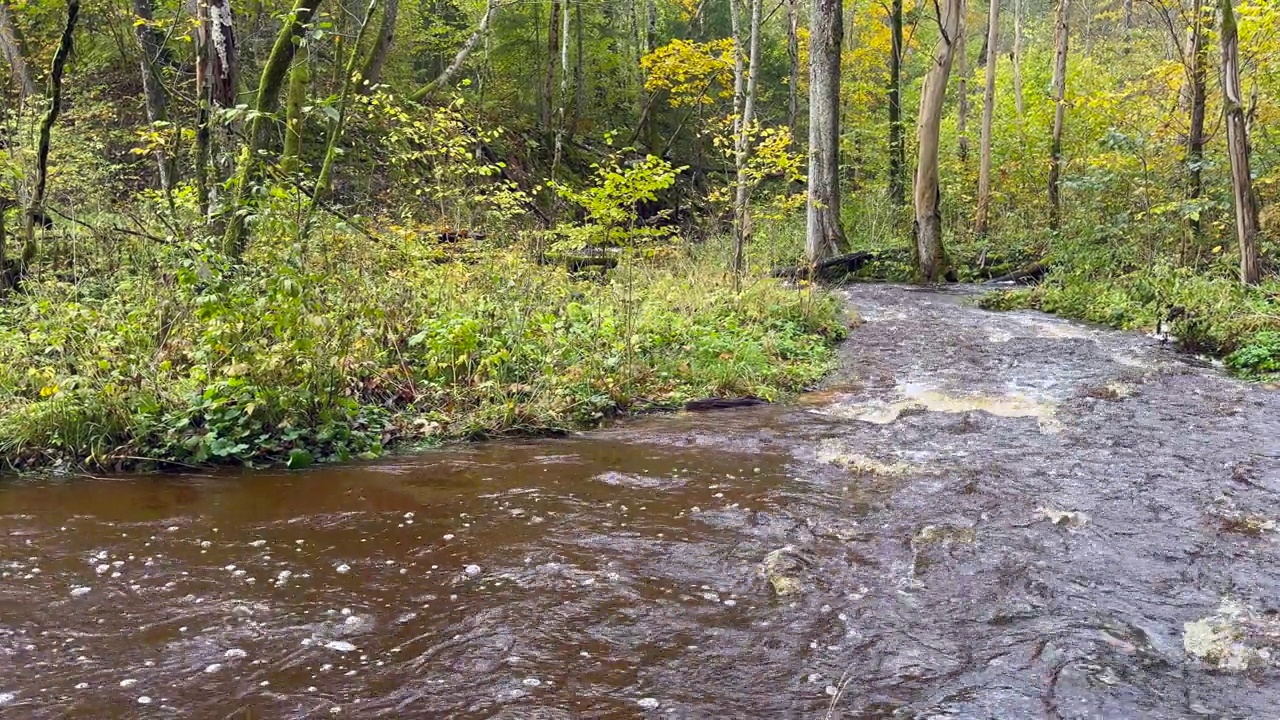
[2,285,1279,718]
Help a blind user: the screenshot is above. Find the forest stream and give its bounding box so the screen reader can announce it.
[2,284,1279,718]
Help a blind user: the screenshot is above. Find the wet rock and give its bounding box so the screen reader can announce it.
[759,546,812,596]
[1036,507,1090,530]
[1184,599,1280,671]
[324,640,357,653]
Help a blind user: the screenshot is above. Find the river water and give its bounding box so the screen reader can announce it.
[2,285,1279,718]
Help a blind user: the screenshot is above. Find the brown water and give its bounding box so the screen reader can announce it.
[3,285,1279,718]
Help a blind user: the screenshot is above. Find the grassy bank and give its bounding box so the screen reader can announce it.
[0,226,847,471]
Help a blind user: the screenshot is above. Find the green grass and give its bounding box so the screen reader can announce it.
[0,224,847,471]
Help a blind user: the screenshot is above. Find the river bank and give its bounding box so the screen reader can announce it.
[1,284,1277,717]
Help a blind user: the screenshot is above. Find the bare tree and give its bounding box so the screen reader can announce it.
[1047,0,1069,231]
[913,0,965,281]
[975,0,1000,236]
[806,0,849,262]
[1219,0,1259,284]
[787,0,800,135]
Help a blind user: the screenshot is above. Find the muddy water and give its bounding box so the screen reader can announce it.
[3,285,1280,718]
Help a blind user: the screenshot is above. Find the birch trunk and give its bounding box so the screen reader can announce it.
[787,0,800,135]
[732,0,762,274]
[913,0,964,282]
[1219,0,1260,284]
[806,0,849,263]
[410,0,501,102]
[974,0,1000,236]
[1047,0,1069,232]
[887,0,905,204]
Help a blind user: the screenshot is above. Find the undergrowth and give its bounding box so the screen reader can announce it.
[0,223,846,471]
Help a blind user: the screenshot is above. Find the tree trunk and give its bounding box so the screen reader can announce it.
[787,0,800,136]
[806,0,849,263]
[732,0,763,275]
[887,0,905,205]
[552,0,570,177]
[573,0,584,128]
[913,0,964,282]
[130,0,174,194]
[19,0,78,283]
[1220,0,1260,285]
[411,0,500,102]
[358,0,398,92]
[1012,0,1024,116]
[974,0,1000,236]
[1047,0,1069,232]
[305,0,376,232]
[1185,0,1207,238]
[541,0,561,130]
[221,0,325,257]
[956,10,969,162]
[283,36,309,172]
[205,0,237,108]
[0,0,33,99]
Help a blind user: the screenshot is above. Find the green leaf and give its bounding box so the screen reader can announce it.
[286,448,314,470]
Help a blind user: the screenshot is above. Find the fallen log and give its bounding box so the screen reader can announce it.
[538,246,621,272]
[984,261,1048,285]
[771,251,875,281]
[684,396,768,411]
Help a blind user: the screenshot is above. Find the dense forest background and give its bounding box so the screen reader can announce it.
[0,0,1277,469]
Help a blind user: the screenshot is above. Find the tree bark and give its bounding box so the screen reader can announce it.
[806,0,849,263]
[1047,0,1069,232]
[131,0,174,194]
[410,0,501,102]
[887,0,905,205]
[204,0,237,109]
[552,0,570,177]
[0,0,33,99]
[358,0,397,92]
[541,0,561,129]
[1012,0,1024,116]
[283,36,309,172]
[20,0,78,283]
[1185,0,1207,238]
[1219,0,1259,285]
[956,10,969,162]
[913,0,963,282]
[974,0,1000,236]
[732,0,762,274]
[222,0,325,257]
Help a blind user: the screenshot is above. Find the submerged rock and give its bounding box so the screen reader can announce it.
[1184,598,1280,671]
[1037,507,1090,530]
[759,546,812,597]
